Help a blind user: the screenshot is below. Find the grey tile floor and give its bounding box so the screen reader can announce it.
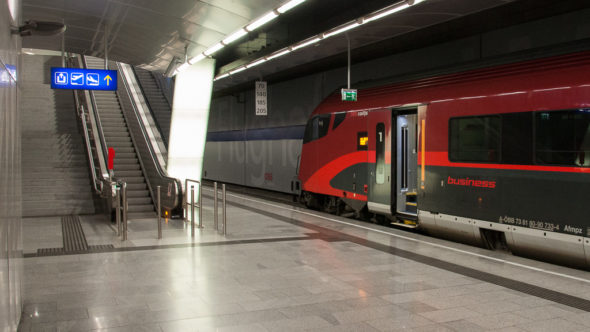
[18,187,590,331]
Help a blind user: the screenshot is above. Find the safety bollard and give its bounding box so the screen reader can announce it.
[191,185,195,237]
[214,182,218,231]
[122,182,128,241]
[198,181,203,228]
[222,183,227,236]
[116,185,121,236]
[157,185,162,239]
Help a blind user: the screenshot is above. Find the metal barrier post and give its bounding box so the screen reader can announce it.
[183,179,188,221]
[191,185,195,237]
[214,182,218,230]
[157,185,162,239]
[222,183,227,236]
[116,185,121,236]
[198,182,203,228]
[122,182,128,241]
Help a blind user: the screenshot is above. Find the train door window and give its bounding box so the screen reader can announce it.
[449,116,500,162]
[376,123,385,184]
[535,109,590,166]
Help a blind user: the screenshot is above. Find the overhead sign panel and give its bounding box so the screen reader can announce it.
[255,81,267,116]
[51,67,117,91]
[341,88,357,101]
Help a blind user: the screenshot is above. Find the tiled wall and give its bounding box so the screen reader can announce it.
[0,0,22,331]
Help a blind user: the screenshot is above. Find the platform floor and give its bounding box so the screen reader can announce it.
[18,186,590,331]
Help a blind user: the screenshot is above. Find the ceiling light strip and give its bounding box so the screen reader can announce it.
[214,0,426,80]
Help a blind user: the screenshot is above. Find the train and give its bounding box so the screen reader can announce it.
[296,51,590,269]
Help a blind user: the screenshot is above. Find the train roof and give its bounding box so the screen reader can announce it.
[311,51,590,116]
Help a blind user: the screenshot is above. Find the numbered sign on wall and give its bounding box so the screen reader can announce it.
[255,81,267,116]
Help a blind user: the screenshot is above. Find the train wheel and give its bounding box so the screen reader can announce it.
[323,196,340,214]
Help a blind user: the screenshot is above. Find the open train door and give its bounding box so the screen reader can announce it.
[394,108,419,223]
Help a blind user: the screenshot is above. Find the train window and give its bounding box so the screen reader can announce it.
[449,116,500,162]
[302,117,317,144]
[333,112,346,130]
[501,112,533,164]
[535,109,590,167]
[318,114,331,139]
[303,114,331,144]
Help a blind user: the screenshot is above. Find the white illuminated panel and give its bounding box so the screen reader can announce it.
[168,58,216,194]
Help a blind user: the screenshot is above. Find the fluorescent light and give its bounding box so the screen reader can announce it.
[215,72,230,80]
[223,29,247,45]
[176,62,190,73]
[246,58,268,68]
[277,0,306,14]
[292,37,321,51]
[267,49,291,60]
[410,0,428,4]
[230,66,247,75]
[364,3,410,23]
[204,43,224,56]
[187,53,206,65]
[246,11,278,31]
[324,22,361,38]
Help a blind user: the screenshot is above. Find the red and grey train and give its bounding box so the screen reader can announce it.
[297,51,590,268]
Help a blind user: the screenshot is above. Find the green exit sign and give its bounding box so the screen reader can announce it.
[341,88,357,101]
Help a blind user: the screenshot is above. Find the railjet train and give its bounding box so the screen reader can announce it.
[297,52,590,268]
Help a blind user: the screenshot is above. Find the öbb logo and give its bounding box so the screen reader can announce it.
[447,176,496,189]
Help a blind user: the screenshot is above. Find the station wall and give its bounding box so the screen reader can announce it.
[204,8,590,194]
[0,0,22,330]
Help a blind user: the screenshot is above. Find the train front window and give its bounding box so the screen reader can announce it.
[449,116,500,163]
[303,114,331,144]
[535,109,590,167]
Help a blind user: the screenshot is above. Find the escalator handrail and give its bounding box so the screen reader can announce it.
[131,67,168,147]
[81,55,110,180]
[72,86,100,193]
[116,62,182,210]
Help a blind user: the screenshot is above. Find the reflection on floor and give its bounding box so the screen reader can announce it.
[19,188,590,331]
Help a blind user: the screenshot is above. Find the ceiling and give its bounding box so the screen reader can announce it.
[21,0,590,94]
[21,0,288,71]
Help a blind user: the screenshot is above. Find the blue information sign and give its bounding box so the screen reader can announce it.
[51,67,117,91]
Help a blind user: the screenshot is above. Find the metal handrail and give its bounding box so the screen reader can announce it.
[74,92,99,192]
[70,54,109,193]
[81,55,110,180]
[116,61,182,215]
[184,179,202,235]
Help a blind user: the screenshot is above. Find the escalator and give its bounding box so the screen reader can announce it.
[133,68,172,148]
[85,57,155,218]
[78,56,181,220]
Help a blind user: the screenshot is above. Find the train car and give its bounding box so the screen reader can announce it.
[297,52,590,268]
